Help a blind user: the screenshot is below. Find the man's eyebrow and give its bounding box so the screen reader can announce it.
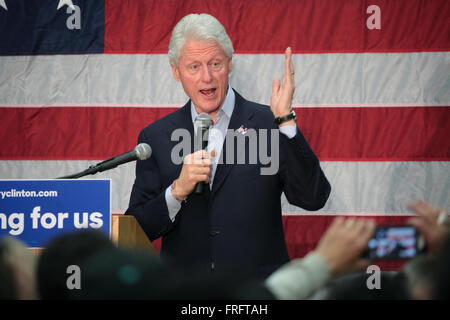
[183,59,201,66]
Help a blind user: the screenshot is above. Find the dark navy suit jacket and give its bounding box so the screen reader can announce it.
[125,89,331,278]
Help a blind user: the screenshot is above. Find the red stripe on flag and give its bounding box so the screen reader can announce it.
[282,215,411,271]
[0,107,176,160]
[0,106,449,161]
[104,0,450,54]
[296,106,450,161]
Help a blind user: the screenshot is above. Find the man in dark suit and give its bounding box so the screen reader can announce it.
[125,13,331,278]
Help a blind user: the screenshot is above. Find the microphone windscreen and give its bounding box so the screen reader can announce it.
[195,113,213,127]
[135,143,152,160]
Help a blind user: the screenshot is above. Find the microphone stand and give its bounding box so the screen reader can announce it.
[56,143,152,179]
[58,171,89,179]
[57,160,113,179]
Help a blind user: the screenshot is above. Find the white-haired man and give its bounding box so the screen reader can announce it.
[126,13,331,278]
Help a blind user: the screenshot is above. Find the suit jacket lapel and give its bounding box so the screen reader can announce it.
[167,100,195,158]
[211,90,256,196]
[165,100,195,184]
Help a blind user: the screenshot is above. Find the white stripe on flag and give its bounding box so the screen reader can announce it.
[0,52,449,106]
[1,160,448,214]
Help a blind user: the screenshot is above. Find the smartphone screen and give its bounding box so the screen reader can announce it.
[363,226,425,260]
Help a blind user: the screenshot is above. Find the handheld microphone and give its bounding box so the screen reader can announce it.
[58,143,152,179]
[194,113,213,194]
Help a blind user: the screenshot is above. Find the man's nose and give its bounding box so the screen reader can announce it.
[201,65,213,83]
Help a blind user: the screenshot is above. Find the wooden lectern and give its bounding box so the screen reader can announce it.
[111,214,155,253]
[30,214,155,255]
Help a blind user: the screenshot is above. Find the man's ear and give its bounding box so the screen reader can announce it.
[171,63,181,82]
[228,58,232,75]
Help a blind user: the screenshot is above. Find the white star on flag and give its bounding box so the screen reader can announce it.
[0,0,7,11]
[57,0,75,10]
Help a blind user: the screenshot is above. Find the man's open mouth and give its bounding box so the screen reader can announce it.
[200,88,216,97]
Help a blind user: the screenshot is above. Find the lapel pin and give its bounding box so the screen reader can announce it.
[237,125,248,135]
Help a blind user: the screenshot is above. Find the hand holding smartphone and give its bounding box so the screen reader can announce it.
[362,225,426,260]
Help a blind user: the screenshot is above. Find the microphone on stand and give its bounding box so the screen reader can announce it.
[58,143,152,179]
[194,113,213,194]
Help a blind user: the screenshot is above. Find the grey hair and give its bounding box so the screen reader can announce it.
[168,13,234,66]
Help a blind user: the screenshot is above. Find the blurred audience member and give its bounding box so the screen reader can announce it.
[325,271,410,300]
[432,233,450,299]
[69,248,168,299]
[0,242,16,299]
[71,248,273,300]
[406,200,450,299]
[37,230,116,300]
[401,254,436,300]
[0,236,38,299]
[313,200,449,300]
[407,200,449,254]
[265,217,376,299]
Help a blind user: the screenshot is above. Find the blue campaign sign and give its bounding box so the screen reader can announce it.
[0,179,111,248]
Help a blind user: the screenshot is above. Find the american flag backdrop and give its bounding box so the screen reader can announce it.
[0,0,449,270]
